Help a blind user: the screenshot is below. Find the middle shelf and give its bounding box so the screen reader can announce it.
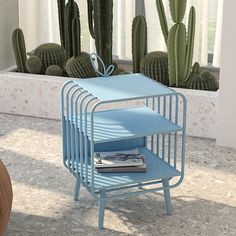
[68,106,182,144]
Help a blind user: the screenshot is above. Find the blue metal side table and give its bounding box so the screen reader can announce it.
[61,73,187,230]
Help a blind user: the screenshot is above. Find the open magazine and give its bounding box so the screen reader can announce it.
[94,148,145,168]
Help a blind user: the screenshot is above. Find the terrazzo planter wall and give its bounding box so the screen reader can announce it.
[0,69,218,139]
[0,1,19,70]
[0,160,13,235]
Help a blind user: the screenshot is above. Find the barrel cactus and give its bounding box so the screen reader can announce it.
[140,51,169,85]
[46,65,64,76]
[66,16,96,78]
[185,62,219,91]
[34,43,66,73]
[132,16,147,73]
[156,0,196,87]
[26,56,42,74]
[87,0,113,70]
[12,28,27,73]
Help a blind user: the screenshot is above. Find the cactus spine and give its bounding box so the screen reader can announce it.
[140,51,169,85]
[186,63,219,91]
[132,16,148,73]
[57,0,66,48]
[87,0,113,69]
[156,0,196,87]
[64,0,79,58]
[12,28,27,73]
[66,16,96,78]
[26,56,42,74]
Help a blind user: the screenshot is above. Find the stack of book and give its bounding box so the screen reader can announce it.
[94,148,146,173]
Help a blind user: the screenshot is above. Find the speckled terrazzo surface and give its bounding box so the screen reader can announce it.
[0,113,235,236]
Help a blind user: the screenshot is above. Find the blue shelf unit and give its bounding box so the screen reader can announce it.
[61,74,187,230]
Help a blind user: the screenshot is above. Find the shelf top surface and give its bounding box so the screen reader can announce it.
[73,147,181,190]
[70,106,181,143]
[73,74,176,101]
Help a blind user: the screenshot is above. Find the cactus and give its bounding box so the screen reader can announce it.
[66,52,96,78]
[185,62,219,91]
[46,65,64,76]
[132,16,148,73]
[57,0,66,48]
[26,56,42,74]
[64,0,79,58]
[140,51,169,85]
[87,0,113,70]
[34,43,66,73]
[12,28,28,73]
[156,0,196,87]
[156,0,169,44]
[66,16,96,78]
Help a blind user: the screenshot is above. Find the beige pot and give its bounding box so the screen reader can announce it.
[0,160,13,235]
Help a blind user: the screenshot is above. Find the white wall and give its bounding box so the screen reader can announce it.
[0,1,19,70]
[217,0,236,148]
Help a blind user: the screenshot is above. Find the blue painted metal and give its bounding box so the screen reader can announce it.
[61,73,187,230]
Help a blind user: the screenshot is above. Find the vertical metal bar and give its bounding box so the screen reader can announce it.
[174,95,179,168]
[162,96,166,160]
[90,101,102,193]
[70,88,82,173]
[145,98,149,148]
[61,81,73,166]
[168,95,172,164]
[84,97,97,185]
[79,93,92,183]
[90,108,95,193]
[181,95,187,174]
[156,96,161,156]
[75,91,88,179]
[151,97,155,152]
[66,85,77,173]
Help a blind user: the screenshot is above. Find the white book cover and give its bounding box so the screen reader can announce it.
[94,148,145,168]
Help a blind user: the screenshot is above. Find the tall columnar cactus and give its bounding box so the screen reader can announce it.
[132,16,148,73]
[64,0,79,58]
[66,16,96,78]
[57,0,66,49]
[156,0,196,87]
[140,51,169,85]
[186,62,219,91]
[34,43,66,73]
[87,0,113,69]
[12,28,28,73]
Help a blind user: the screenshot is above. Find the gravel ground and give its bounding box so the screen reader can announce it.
[0,113,235,236]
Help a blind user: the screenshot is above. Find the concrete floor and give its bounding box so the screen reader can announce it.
[0,113,235,236]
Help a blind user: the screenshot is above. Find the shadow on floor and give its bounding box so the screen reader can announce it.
[5,194,236,236]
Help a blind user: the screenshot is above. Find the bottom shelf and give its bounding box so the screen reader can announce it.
[68,147,181,190]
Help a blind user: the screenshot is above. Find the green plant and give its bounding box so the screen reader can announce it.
[185,62,219,91]
[46,65,64,76]
[57,0,66,49]
[34,43,66,73]
[156,0,196,87]
[12,28,27,73]
[132,16,148,73]
[66,16,96,78]
[140,51,169,85]
[87,0,113,70]
[64,0,79,58]
[26,56,42,74]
